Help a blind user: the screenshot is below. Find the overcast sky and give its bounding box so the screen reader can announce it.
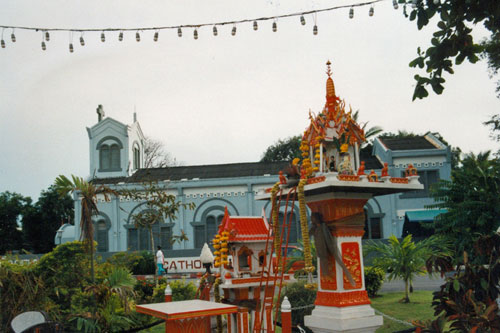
[1,0,499,200]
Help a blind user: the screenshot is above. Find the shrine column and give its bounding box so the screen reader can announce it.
[304,193,382,333]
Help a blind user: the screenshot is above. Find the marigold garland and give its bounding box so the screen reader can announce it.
[298,179,315,274]
[270,182,282,271]
[212,234,221,268]
[214,277,223,333]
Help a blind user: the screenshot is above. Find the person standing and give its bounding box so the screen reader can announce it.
[156,245,166,276]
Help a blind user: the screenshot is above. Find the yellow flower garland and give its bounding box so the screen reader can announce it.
[270,182,282,271]
[298,179,314,274]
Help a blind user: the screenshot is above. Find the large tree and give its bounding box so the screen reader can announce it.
[260,135,302,163]
[398,0,500,99]
[429,151,500,264]
[22,185,74,254]
[54,175,117,284]
[143,136,178,168]
[0,192,30,254]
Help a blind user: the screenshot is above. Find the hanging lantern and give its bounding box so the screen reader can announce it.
[300,15,306,25]
[101,32,105,42]
[1,39,5,48]
[177,27,182,37]
[213,26,218,36]
[231,25,237,36]
[393,0,399,9]
[154,31,159,42]
[136,31,141,42]
[194,28,198,40]
[118,31,124,41]
[41,41,46,51]
[45,31,50,42]
[253,21,258,31]
[369,6,374,16]
[313,25,318,35]
[69,43,74,53]
[272,21,277,32]
[349,7,354,19]
[11,32,16,43]
[80,36,85,46]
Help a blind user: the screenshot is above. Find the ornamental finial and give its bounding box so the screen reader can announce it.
[326,60,332,78]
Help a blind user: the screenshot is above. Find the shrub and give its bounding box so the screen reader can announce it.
[107,250,155,275]
[364,266,385,297]
[134,278,157,304]
[278,281,316,329]
[152,279,197,303]
[0,259,54,331]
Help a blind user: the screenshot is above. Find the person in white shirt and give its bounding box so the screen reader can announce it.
[156,245,166,276]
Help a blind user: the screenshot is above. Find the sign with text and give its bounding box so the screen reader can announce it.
[163,257,204,273]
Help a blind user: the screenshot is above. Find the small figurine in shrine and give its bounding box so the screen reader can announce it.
[381,163,389,177]
[338,144,353,175]
[368,170,378,182]
[357,161,366,176]
[405,164,418,177]
[329,155,336,172]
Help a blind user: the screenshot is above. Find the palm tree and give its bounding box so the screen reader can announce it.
[54,175,117,284]
[364,234,451,303]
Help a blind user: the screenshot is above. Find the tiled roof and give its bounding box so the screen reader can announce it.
[92,161,289,185]
[219,208,271,242]
[378,136,437,151]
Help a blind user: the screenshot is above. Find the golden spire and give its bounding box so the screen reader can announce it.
[325,60,336,100]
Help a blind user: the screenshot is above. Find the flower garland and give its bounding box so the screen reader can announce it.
[298,179,314,274]
[213,277,223,333]
[213,234,221,268]
[270,182,282,271]
[212,231,229,268]
[220,231,229,266]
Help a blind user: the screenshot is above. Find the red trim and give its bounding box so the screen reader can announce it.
[307,176,326,184]
[314,290,371,307]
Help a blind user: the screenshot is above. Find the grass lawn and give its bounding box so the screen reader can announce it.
[371,291,436,333]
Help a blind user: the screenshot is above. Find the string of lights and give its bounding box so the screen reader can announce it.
[0,0,403,51]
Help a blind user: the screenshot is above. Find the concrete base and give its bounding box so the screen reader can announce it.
[304,305,383,333]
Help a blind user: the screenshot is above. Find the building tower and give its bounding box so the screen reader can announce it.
[87,105,145,179]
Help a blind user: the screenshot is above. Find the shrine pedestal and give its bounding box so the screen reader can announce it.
[304,192,382,333]
[305,304,382,333]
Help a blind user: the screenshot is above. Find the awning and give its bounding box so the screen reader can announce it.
[405,209,447,222]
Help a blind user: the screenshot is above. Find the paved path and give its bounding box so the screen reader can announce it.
[380,274,446,292]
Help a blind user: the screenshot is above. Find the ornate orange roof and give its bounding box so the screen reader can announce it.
[218,207,271,242]
[302,61,366,146]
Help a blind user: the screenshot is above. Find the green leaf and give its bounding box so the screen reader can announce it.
[410,10,417,21]
[480,278,488,290]
[453,279,460,292]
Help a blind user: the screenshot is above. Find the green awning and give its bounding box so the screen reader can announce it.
[405,209,447,222]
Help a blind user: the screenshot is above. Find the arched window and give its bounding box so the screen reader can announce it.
[133,145,141,170]
[127,221,172,251]
[97,137,122,172]
[193,212,225,248]
[95,220,108,252]
[110,144,120,169]
[238,246,253,271]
